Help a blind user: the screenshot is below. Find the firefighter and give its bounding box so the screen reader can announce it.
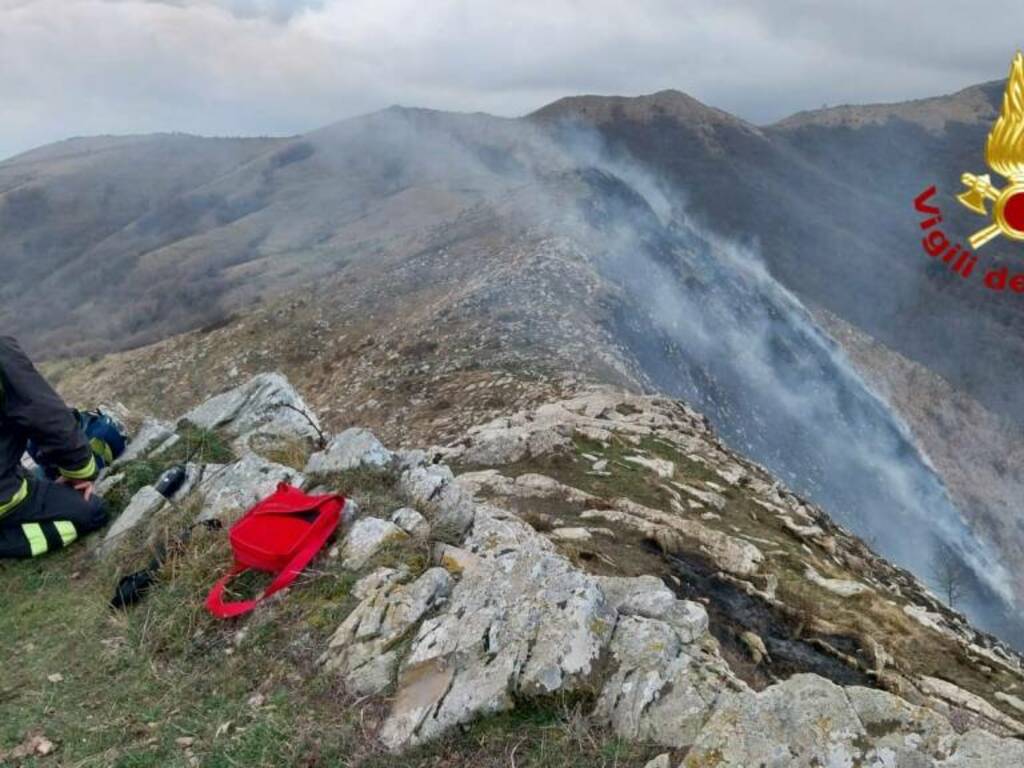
[0,336,108,558]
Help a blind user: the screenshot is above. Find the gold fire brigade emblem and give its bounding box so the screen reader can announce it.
[958,52,1024,248]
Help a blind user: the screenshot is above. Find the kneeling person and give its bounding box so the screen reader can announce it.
[0,336,108,558]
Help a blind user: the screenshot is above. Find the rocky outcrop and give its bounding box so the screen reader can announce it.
[592,583,734,748]
[444,418,572,466]
[804,565,871,598]
[378,502,617,750]
[304,427,393,475]
[457,469,598,505]
[594,499,764,577]
[182,372,322,453]
[99,376,1024,762]
[341,518,408,570]
[196,453,304,523]
[111,419,176,467]
[322,567,452,695]
[597,575,709,643]
[400,462,476,536]
[440,390,707,467]
[390,507,430,539]
[100,485,166,553]
[917,675,1024,736]
[682,674,1024,768]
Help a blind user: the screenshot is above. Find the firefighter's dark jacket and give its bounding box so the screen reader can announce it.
[0,336,97,516]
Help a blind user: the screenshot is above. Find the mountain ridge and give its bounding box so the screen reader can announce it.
[770,80,1003,131]
[5,75,998,169]
[9,75,1024,649]
[9,371,1024,764]
[530,88,763,133]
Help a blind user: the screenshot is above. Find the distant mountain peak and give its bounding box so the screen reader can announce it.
[770,80,1002,133]
[529,89,759,133]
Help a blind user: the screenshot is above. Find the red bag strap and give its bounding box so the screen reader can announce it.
[206,493,344,619]
[205,562,253,619]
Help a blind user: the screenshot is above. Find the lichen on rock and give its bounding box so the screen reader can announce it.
[85,376,1024,762]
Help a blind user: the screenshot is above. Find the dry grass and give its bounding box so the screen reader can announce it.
[307,465,406,520]
[254,435,312,472]
[3,458,664,767]
[1,530,661,768]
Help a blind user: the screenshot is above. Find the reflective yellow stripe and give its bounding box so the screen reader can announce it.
[22,523,47,557]
[59,454,96,481]
[54,521,77,547]
[0,479,29,517]
[90,438,114,467]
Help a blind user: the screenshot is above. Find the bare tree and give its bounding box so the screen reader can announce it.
[929,542,968,609]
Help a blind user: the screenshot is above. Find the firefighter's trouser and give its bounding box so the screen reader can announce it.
[0,478,107,559]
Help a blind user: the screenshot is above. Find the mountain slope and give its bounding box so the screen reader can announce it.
[7,374,1024,766]
[8,84,1024,648]
[816,307,1024,602]
[0,110,565,359]
[772,81,1000,132]
[532,80,1024,425]
[0,133,287,355]
[38,114,1023,649]
[8,82,1022,424]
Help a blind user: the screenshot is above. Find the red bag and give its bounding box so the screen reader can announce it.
[206,483,348,618]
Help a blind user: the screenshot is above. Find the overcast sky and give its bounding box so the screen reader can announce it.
[2,0,1023,160]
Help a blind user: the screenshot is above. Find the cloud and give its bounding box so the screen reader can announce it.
[135,0,325,23]
[1,0,1023,159]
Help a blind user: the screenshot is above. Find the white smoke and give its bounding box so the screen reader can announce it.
[519,119,1020,637]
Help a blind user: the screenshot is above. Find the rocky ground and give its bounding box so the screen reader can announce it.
[39,149,1024,655]
[43,232,630,451]
[7,372,1024,766]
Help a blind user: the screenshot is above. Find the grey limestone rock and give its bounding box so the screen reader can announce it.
[305,428,393,475]
[182,372,321,453]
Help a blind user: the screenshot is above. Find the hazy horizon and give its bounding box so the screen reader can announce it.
[0,74,1006,165]
[2,0,1023,161]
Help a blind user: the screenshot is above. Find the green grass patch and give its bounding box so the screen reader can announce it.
[358,693,663,768]
[0,499,662,768]
[497,436,675,512]
[307,466,406,521]
[103,425,237,517]
[0,519,367,767]
[163,423,237,466]
[103,459,166,514]
[636,436,721,487]
[458,432,724,517]
[253,436,311,471]
[362,536,433,580]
